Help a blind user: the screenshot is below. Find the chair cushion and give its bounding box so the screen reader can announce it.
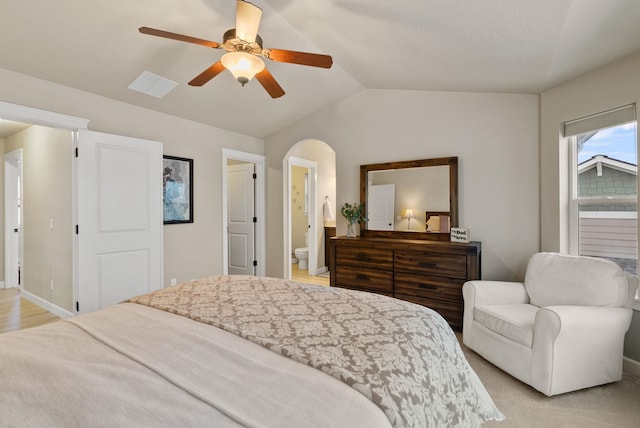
[524,252,628,308]
[474,304,538,348]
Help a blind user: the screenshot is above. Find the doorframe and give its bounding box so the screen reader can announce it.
[4,149,23,290]
[221,148,265,276]
[284,156,317,279]
[0,101,88,317]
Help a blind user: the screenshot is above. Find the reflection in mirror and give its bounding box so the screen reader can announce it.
[367,166,449,231]
[360,157,458,241]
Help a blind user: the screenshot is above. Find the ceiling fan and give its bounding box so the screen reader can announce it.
[139,0,333,98]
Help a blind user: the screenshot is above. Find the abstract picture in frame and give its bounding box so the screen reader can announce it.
[163,155,193,224]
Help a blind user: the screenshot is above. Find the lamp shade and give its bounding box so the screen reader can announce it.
[405,209,414,218]
[221,52,265,85]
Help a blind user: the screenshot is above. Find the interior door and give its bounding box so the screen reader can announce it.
[368,184,395,230]
[227,163,256,275]
[4,150,23,289]
[76,130,163,314]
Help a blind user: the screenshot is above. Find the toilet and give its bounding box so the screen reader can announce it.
[294,232,309,270]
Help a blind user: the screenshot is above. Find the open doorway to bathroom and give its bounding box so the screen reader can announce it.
[287,157,317,282]
[284,140,336,286]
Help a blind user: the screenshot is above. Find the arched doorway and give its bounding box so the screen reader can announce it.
[283,140,336,282]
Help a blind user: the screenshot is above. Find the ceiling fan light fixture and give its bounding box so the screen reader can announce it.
[221,51,265,86]
[139,0,331,98]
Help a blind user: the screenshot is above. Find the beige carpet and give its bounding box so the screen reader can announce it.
[461,338,640,427]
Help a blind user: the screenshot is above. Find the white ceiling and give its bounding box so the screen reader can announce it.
[2,0,640,139]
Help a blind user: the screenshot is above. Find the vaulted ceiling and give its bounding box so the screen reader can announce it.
[2,1,640,138]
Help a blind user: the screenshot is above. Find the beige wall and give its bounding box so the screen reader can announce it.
[5,126,73,310]
[0,138,4,283]
[266,90,540,281]
[541,51,640,363]
[0,68,264,299]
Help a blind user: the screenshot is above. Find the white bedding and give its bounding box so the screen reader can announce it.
[0,275,503,427]
[0,303,390,428]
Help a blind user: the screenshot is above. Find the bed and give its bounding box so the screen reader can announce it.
[0,275,503,427]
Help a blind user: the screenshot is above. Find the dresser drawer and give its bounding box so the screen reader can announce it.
[394,251,467,279]
[335,266,393,294]
[336,246,393,270]
[394,273,464,304]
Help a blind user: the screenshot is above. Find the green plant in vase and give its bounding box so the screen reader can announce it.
[340,202,367,237]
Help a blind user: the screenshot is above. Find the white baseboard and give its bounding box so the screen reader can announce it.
[623,356,640,378]
[20,289,73,319]
[312,266,328,276]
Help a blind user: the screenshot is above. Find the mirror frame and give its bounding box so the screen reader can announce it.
[360,156,458,241]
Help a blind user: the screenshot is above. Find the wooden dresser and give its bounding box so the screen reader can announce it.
[329,237,481,330]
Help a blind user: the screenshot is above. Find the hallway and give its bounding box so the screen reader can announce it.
[0,288,60,333]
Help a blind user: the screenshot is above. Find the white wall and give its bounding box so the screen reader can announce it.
[265,89,540,280]
[0,68,264,290]
[541,51,640,363]
[0,138,4,284]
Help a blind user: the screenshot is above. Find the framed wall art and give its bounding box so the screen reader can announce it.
[163,155,193,224]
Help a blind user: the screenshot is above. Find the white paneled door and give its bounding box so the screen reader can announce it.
[368,184,395,231]
[4,149,23,289]
[76,130,163,314]
[227,162,256,275]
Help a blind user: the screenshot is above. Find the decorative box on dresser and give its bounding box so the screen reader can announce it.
[329,237,481,330]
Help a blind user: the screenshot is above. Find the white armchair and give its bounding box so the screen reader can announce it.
[462,252,636,396]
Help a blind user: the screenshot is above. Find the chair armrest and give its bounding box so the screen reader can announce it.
[532,305,633,395]
[462,280,529,306]
[462,280,529,346]
[535,305,633,335]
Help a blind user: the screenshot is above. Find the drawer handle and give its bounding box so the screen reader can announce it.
[418,284,437,290]
[356,255,371,262]
[356,274,369,281]
[419,262,437,268]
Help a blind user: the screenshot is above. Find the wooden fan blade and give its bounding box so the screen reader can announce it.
[255,68,285,98]
[263,49,332,69]
[189,61,226,86]
[139,27,221,49]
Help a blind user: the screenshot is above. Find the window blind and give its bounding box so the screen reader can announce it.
[563,104,636,137]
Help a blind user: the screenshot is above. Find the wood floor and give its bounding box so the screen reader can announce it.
[291,263,330,287]
[0,288,60,334]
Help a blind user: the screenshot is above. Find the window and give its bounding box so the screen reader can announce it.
[566,106,638,299]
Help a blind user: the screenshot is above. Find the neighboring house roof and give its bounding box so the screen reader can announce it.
[578,155,637,176]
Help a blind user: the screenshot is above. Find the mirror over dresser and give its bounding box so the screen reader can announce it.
[329,156,480,330]
[361,157,458,240]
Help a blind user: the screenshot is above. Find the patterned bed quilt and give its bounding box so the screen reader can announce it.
[0,275,502,427]
[127,275,504,427]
